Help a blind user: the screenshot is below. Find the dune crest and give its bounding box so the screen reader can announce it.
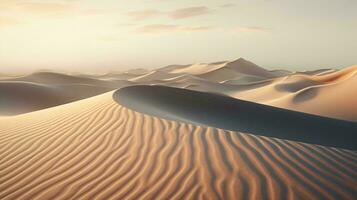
[1,59,357,123]
[265,65,357,121]
[115,85,357,150]
[0,91,356,200]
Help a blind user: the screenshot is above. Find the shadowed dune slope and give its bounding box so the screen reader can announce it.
[0,91,356,200]
[0,82,63,115]
[115,85,357,150]
[0,60,356,122]
[8,72,113,86]
[0,72,135,115]
[0,81,117,115]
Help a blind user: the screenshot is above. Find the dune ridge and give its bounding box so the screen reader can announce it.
[115,85,357,150]
[1,59,357,122]
[0,91,356,200]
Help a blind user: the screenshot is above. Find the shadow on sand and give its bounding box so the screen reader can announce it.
[114,85,357,150]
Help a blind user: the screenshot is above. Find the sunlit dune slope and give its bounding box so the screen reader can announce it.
[0,90,356,200]
[235,65,357,121]
[116,85,357,150]
[1,59,357,122]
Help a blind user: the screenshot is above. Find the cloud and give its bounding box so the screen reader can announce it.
[220,3,236,8]
[168,6,211,19]
[18,2,75,16]
[117,23,137,27]
[0,16,22,28]
[136,24,212,34]
[0,1,77,17]
[181,26,211,31]
[125,6,211,21]
[98,35,124,42]
[234,26,270,33]
[125,9,162,21]
[80,8,114,16]
[136,24,179,33]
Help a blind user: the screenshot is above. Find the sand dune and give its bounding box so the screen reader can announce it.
[0,72,135,115]
[0,81,118,115]
[221,58,277,78]
[233,65,357,121]
[129,70,182,82]
[116,85,357,150]
[188,59,277,83]
[0,90,356,200]
[221,75,269,85]
[170,62,226,75]
[170,58,277,78]
[0,81,120,115]
[0,81,67,115]
[6,72,121,87]
[270,76,357,122]
[0,59,356,122]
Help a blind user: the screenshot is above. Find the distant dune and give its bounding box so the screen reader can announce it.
[0,91,356,200]
[1,59,357,199]
[0,80,117,116]
[0,72,132,115]
[1,59,357,123]
[235,65,357,121]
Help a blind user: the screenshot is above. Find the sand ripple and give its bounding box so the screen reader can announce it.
[0,92,356,199]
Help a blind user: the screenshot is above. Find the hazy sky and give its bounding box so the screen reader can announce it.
[0,0,356,72]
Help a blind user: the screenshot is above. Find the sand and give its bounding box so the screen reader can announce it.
[0,58,356,199]
[142,60,357,122]
[1,59,356,122]
[116,85,357,150]
[0,91,356,200]
[0,72,131,115]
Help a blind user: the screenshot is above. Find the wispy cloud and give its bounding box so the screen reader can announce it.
[136,24,212,34]
[17,2,76,16]
[125,9,162,21]
[168,6,211,19]
[125,6,211,21]
[220,3,236,8]
[181,26,211,31]
[80,8,116,16]
[117,23,137,27]
[234,26,271,33]
[137,24,179,33]
[0,1,76,17]
[0,16,22,28]
[98,35,124,42]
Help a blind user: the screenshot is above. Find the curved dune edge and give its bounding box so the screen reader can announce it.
[1,61,357,122]
[0,81,117,115]
[114,85,357,150]
[1,91,356,200]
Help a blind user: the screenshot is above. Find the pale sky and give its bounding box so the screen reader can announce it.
[0,0,356,73]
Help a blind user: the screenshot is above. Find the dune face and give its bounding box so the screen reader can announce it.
[0,91,356,200]
[0,82,62,115]
[1,58,357,199]
[0,72,132,115]
[265,66,357,121]
[1,59,356,122]
[0,81,116,115]
[116,85,357,150]
[1,62,356,132]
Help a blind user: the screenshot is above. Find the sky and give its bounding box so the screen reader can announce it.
[0,0,356,73]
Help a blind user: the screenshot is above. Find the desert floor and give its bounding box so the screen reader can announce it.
[1,58,356,199]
